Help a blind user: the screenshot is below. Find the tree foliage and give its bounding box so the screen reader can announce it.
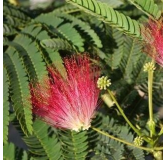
[3,0,163,159]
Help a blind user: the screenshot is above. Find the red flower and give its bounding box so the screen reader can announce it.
[142,18,163,66]
[30,54,100,131]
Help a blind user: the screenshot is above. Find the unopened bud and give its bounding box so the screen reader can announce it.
[101,93,115,108]
[153,151,162,160]
[97,76,111,90]
[133,137,144,146]
[143,62,156,72]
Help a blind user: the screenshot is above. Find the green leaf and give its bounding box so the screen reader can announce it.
[105,28,125,70]
[4,50,33,136]
[3,143,15,160]
[35,14,64,29]
[21,24,62,65]
[93,115,124,160]
[24,120,62,160]
[120,37,143,83]
[35,13,84,51]
[67,0,142,37]
[55,12,103,48]
[104,28,149,84]
[97,0,124,8]
[3,2,30,22]
[13,35,47,81]
[59,130,88,160]
[15,148,29,160]
[41,38,73,51]
[3,68,10,144]
[3,24,16,36]
[57,23,84,51]
[93,113,145,159]
[4,41,38,81]
[44,48,66,77]
[3,2,30,29]
[128,0,162,20]
[21,24,50,41]
[53,3,79,13]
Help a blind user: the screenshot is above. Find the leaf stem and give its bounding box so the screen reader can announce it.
[107,89,150,143]
[66,9,81,14]
[158,127,163,136]
[147,66,156,137]
[148,71,153,122]
[127,0,158,23]
[92,127,162,152]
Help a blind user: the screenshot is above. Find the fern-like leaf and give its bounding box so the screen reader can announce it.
[3,23,17,36]
[97,0,124,8]
[93,114,145,159]
[4,50,33,135]
[106,28,125,70]
[3,143,15,160]
[24,120,62,160]
[128,0,162,20]
[119,37,143,83]
[21,24,50,41]
[59,130,88,160]
[41,38,73,51]
[35,14,64,29]
[67,0,142,37]
[53,3,79,13]
[3,2,30,22]
[13,35,47,81]
[57,23,85,51]
[55,12,103,48]
[4,41,38,81]
[35,13,84,51]
[21,24,65,69]
[3,68,10,144]
[3,2,30,29]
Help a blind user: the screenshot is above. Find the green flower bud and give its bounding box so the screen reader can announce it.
[153,151,162,160]
[97,76,111,90]
[101,93,115,108]
[143,62,156,72]
[133,137,144,146]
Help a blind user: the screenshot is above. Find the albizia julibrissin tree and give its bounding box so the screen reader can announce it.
[3,0,163,159]
[30,54,100,132]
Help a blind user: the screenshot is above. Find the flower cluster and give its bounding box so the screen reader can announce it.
[142,18,163,66]
[30,54,100,132]
[143,62,156,72]
[133,136,144,146]
[97,76,111,90]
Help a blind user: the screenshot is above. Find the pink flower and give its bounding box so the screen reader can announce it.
[30,54,100,131]
[141,18,163,66]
